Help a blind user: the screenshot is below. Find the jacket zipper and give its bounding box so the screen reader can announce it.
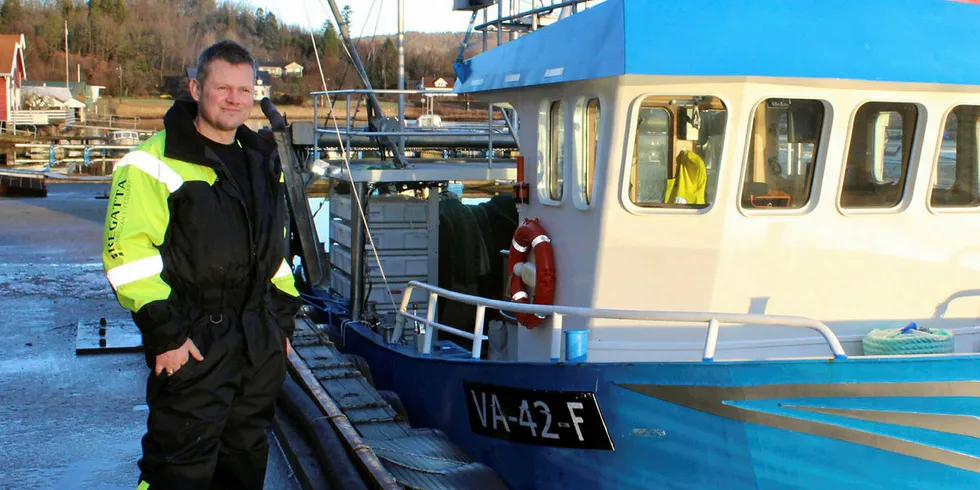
[218,159,256,265]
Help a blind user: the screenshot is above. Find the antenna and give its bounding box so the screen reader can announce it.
[64,21,69,92]
[397,0,406,155]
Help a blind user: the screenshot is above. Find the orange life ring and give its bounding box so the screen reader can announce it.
[507,218,556,329]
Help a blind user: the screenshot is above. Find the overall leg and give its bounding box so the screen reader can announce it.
[138,321,245,490]
[211,344,286,490]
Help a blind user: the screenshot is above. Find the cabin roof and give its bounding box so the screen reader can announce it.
[454,0,980,93]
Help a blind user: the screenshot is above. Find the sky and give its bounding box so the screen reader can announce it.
[245,0,475,35]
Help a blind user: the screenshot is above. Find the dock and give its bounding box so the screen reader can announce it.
[0,182,507,489]
[0,184,298,489]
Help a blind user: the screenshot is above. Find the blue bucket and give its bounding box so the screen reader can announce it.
[564,330,589,363]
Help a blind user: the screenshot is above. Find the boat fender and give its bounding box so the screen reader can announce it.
[377,390,408,420]
[507,218,555,328]
[343,354,375,387]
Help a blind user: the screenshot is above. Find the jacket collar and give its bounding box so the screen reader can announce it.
[162,99,276,168]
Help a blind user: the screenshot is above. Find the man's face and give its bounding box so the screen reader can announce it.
[190,59,254,134]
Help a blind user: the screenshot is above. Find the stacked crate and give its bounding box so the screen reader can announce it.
[328,192,438,319]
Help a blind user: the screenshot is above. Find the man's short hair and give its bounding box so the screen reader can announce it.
[196,40,255,85]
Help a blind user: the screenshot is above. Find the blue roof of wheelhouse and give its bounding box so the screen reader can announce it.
[454,0,980,93]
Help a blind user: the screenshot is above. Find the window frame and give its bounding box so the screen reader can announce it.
[737,97,831,216]
[537,99,566,206]
[836,100,924,215]
[927,103,980,213]
[620,93,730,215]
[572,96,603,211]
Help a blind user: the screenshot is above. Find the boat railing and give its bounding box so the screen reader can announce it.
[310,88,519,165]
[78,114,144,130]
[394,280,848,362]
[7,143,137,178]
[462,0,602,53]
[8,109,77,126]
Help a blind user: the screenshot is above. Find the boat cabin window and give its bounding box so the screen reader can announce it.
[628,95,727,208]
[582,98,601,205]
[742,99,825,209]
[931,105,980,208]
[840,102,918,208]
[547,101,565,201]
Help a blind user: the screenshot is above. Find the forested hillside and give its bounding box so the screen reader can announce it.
[0,0,477,98]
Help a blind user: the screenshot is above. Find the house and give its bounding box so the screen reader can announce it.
[258,60,304,78]
[21,85,87,122]
[415,76,462,116]
[0,34,28,130]
[253,71,272,101]
[23,81,103,107]
[185,68,271,102]
[283,62,304,77]
[417,76,457,91]
[257,60,286,78]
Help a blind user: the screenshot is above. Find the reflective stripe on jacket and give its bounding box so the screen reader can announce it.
[102,100,300,356]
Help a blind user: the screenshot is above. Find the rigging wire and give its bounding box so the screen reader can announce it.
[304,0,400,313]
[306,0,385,220]
[313,0,386,123]
[347,0,387,134]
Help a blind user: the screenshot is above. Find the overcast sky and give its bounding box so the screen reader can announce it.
[245,0,475,35]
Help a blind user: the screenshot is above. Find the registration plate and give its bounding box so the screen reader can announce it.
[463,381,614,450]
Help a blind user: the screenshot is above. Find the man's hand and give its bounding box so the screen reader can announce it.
[285,337,292,356]
[154,338,204,376]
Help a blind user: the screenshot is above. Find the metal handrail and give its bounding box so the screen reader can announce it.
[473,0,596,33]
[8,143,136,172]
[394,281,848,362]
[311,87,517,162]
[312,89,455,96]
[327,130,503,137]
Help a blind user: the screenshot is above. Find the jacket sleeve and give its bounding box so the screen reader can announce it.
[271,257,302,341]
[270,169,302,341]
[102,151,186,356]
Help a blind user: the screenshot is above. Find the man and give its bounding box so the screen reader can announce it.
[102,39,301,489]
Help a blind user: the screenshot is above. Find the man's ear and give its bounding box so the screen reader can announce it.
[189,78,201,102]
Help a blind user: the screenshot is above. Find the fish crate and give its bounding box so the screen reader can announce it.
[330,220,429,251]
[329,247,430,279]
[330,193,429,224]
[329,268,430,306]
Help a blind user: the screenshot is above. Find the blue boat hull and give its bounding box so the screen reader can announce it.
[319,314,980,490]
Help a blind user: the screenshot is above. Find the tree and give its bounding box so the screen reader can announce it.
[37,15,65,62]
[316,20,341,60]
[341,5,353,28]
[59,0,74,17]
[368,38,397,89]
[255,10,280,52]
[0,0,24,31]
[0,0,466,105]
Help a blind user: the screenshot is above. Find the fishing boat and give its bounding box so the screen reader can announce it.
[287,0,980,488]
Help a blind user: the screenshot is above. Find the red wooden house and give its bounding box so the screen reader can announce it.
[0,34,27,130]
